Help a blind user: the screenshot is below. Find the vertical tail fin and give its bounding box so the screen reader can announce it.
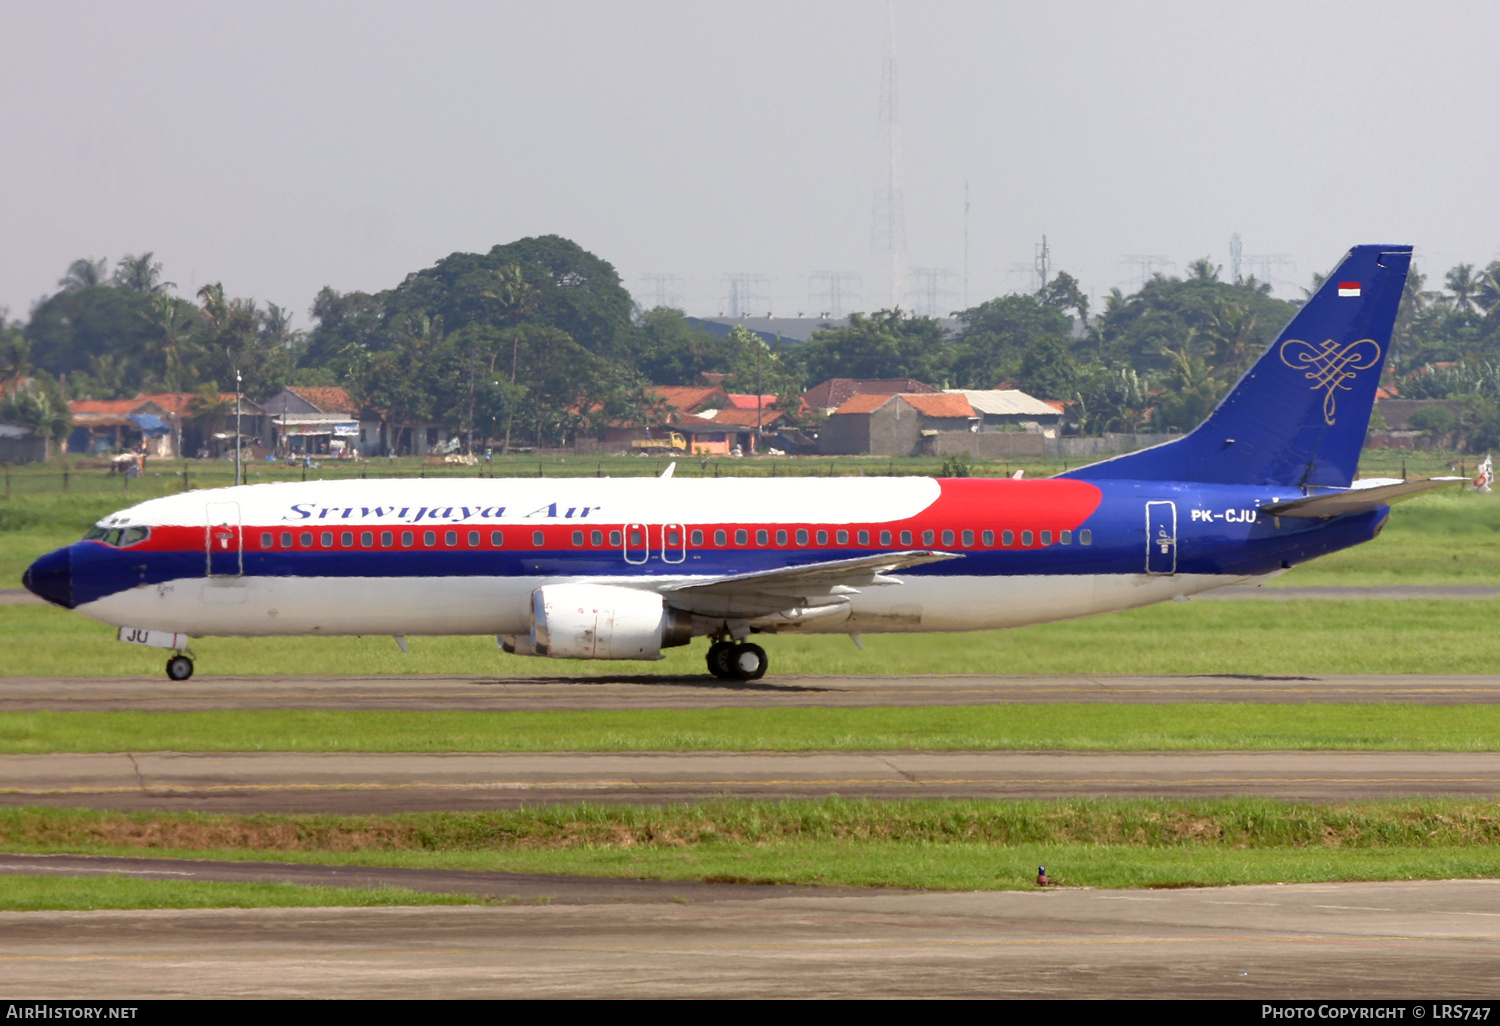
[1063,244,1411,488]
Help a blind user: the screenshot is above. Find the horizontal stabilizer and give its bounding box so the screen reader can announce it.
[1261,477,1465,518]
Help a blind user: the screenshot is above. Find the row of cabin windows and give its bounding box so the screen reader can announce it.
[261,529,512,550]
[258,526,1094,551]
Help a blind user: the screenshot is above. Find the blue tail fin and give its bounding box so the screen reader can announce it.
[1061,244,1412,488]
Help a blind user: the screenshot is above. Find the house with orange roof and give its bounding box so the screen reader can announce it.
[69,393,269,459]
[819,393,977,456]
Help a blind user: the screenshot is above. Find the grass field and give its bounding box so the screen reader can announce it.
[2,703,1498,753]
[5,799,1500,893]
[0,875,499,911]
[2,596,1498,678]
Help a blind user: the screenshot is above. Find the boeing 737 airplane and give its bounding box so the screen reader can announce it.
[24,244,1451,681]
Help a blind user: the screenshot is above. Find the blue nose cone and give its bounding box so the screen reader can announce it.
[22,547,74,609]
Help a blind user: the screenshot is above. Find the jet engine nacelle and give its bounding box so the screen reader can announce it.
[528,583,692,660]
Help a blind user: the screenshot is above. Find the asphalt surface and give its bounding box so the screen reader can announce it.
[11,671,1500,709]
[7,750,1500,811]
[3,879,1499,997]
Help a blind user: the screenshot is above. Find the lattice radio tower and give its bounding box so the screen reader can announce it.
[1229,233,1243,284]
[870,0,906,309]
[1243,253,1296,293]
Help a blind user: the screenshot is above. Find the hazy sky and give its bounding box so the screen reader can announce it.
[2,0,1497,326]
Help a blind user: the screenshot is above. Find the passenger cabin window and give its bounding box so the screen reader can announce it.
[572,530,584,546]
[1021,530,1033,546]
[339,531,353,547]
[1040,531,1052,546]
[1001,530,1014,546]
[261,533,274,548]
[775,529,788,546]
[857,530,868,545]
[941,530,954,546]
[1060,530,1072,545]
[900,530,912,546]
[592,530,604,546]
[360,531,373,547]
[756,529,768,545]
[1080,529,1093,545]
[795,529,808,545]
[403,531,415,547]
[981,530,994,546]
[736,529,748,545]
[280,532,292,548]
[468,531,480,547]
[836,530,848,544]
[879,530,892,546]
[816,530,828,545]
[423,531,436,546]
[532,531,545,546]
[444,531,457,546]
[491,531,504,546]
[300,532,313,547]
[382,532,394,547]
[922,530,935,546]
[690,529,704,546]
[714,529,727,546]
[609,530,622,546]
[961,530,973,547]
[321,532,333,547]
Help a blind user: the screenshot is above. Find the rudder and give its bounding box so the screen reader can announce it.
[1063,244,1412,488]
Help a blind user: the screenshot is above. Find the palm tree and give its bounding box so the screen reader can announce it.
[1446,264,1483,317]
[0,383,71,456]
[112,253,175,294]
[1204,302,1260,379]
[57,258,108,292]
[1478,262,1500,317]
[187,387,235,457]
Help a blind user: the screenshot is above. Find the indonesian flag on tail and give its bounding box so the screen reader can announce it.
[1475,454,1493,493]
[1338,281,1361,297]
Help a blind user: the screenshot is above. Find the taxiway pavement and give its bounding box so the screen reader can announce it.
[3,879,1498,997]
[7,672,1500,709]
[6,749,1500,811]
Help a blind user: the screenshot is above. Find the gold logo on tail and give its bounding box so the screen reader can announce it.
[1278,338,1382,425]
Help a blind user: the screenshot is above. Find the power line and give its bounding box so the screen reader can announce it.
[720,274,771,319]
[808,272,861,320]
[636,273,683,310]
[909,268,958,317]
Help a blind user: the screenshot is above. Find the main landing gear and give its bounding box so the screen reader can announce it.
[706,639,768,681]
[166,654,194,681]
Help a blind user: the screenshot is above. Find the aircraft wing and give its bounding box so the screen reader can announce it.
[1261,477,1465,518]
[661,550,962,620]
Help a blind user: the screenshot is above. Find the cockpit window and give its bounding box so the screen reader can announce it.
[84,525,150,547]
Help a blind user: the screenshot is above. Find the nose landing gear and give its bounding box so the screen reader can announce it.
[166,654,194,681]
[706,639,768,681]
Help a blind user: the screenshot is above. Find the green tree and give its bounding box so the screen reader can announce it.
[57,258,108,292]
[791,310,949,385]
[948,294,1072,388]
[111,253,174,294]
[1015,334,1082,400]
[1,377,73,454]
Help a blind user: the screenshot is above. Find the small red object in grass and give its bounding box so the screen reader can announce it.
[1037,865,1049,886]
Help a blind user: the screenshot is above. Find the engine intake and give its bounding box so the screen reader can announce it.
[529,584,692,660]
